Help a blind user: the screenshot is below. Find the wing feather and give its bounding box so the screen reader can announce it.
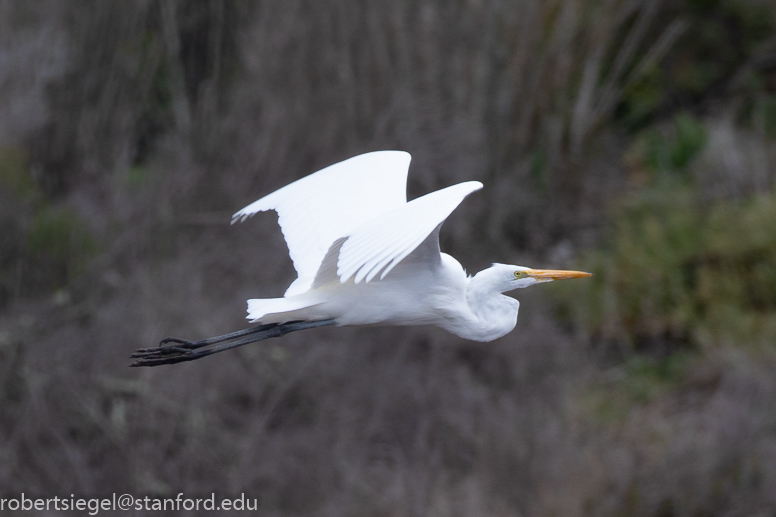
[232,151,411,296]
[337,181,483,284]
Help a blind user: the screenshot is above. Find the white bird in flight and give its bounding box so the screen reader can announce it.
[132,151,590,366]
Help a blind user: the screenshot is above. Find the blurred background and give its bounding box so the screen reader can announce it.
[1,0,776,515]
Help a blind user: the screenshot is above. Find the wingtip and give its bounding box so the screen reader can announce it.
[397,150,412,162]
[231,213,250,225]
[354,150,411,170]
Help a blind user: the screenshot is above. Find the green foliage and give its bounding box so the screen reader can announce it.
[755,96,776,139]
[584,352,690,422]
[126,164,151,188]
[529,151,549,192]
[626,113,707,176]
[26,206,99,289]
[622,353,689,400]
[670,113,707,168]
[621,66,665,127]
[556,188,776,351]
[0,147,101,302]
[0,146,37,305]
[0,146,36,197]
[619,0,775,128]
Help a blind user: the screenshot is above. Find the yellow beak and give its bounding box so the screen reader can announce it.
[526,269,593,280]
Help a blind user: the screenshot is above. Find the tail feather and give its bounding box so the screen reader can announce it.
[247,296,323,323]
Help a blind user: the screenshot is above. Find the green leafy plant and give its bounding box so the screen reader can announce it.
[0,146,36,198]
[556,189,776,352]
[26,206,99,290]
[582,352,691,421]
[626,112,707,177]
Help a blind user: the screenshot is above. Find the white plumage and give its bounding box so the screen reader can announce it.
[232,151,590,342]
[133,151,591,366]
[232,151,413,296]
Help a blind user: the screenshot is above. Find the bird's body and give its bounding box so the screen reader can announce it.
[132,150,590,366]
[233,150,585,342]
[251,253,519,342]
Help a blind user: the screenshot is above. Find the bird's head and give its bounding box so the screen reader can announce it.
[488,263,592,292]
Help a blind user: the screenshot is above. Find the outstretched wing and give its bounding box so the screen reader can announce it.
[232,151,411,296]
[333,181,483,284]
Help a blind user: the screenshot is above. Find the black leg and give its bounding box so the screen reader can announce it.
[156,323,280,350]
[130,320,336,367]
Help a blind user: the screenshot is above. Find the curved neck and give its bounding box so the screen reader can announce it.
[457,269,520,342]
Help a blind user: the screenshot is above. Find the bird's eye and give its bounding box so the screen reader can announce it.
[514,271,525,279]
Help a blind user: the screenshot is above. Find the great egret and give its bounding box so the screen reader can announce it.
[132,151,590,366]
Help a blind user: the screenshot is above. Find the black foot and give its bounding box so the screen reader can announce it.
[158,337,202,348]
[130,320,336,367]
